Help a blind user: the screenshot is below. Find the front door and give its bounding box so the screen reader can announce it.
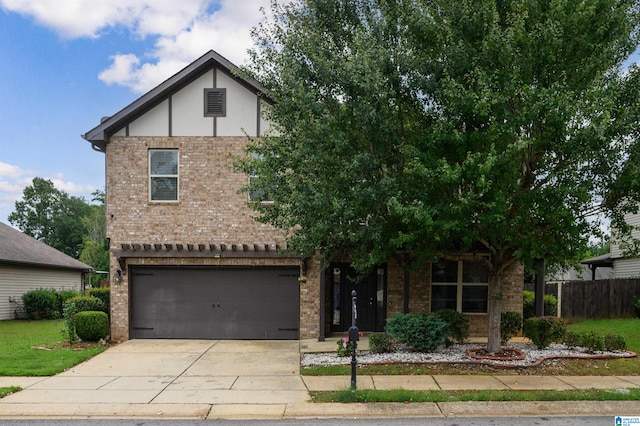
[330,263,386,332]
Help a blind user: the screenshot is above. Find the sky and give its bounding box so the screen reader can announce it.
[0,0,273,225]
[0,1,639,232]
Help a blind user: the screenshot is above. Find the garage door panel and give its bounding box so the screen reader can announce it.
[130,267,299,339]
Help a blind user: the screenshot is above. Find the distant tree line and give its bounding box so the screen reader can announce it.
[9,177,109,281]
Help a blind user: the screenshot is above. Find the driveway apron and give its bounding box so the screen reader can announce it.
[0,339,310,408]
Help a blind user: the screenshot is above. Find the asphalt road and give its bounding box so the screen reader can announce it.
[0,417,625,426]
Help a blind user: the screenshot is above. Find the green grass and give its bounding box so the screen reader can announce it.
[0,387,20,398]
[0,320,109,376]
[311,388,640,403]
[567,318,640,352]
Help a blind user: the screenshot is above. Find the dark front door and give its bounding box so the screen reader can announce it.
[330,263,386,332]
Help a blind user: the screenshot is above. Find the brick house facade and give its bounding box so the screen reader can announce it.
[84,50,523,342]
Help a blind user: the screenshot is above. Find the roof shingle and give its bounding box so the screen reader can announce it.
[0,222,93,271]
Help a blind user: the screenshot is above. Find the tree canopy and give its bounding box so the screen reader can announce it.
[9,178,107,270]
[238,0,640,352]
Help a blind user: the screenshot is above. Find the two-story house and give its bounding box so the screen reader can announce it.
[83,50,523,342]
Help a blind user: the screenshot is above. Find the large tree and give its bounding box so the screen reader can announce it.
[238,0,640,352]
[9,177,93,258]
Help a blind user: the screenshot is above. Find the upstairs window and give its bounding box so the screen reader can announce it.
[204,88,226,117]
[247,153,273,203]
[149,149,178,202]
[431,258,489,314]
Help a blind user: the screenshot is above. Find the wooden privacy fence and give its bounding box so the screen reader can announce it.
[530,279,640,320]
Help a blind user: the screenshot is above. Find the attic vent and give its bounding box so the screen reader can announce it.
[204,88,226,117]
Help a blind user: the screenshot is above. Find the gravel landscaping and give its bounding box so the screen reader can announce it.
[301,342,636,368]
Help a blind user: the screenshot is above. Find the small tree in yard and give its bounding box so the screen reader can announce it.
[237,0,640,353]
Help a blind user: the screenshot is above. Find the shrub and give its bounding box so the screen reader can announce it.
[500,311,523,344]
[74,311,109,341]
[336,337,354,357]
[64,295,105,316]
[523,291,535,320]
[56,290,79,317]
[385,313,449,352]
[544,294,558,317]
[368,333,395,354]
[563,331,584,349]
[634,296,640,318]
[522,290,558,319]
[580,331,605,353]
[22,288,59,320]
[87,288,110,315]
[433,310,469,346]
[523,316,565,349]
[62,296,105,343]
[604,334,627,351]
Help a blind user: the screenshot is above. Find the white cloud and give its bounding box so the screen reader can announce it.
[0,0,208,39]
[0,161,36,178]
[49,174,95,196]
[2,0,274,93]
[98,0,272,93]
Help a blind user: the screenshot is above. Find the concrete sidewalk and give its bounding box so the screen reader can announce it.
[0,339,639,420]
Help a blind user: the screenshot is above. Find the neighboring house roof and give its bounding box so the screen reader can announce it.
[0,222,93,271]
[82,49,272,152]
[581,252,614,268]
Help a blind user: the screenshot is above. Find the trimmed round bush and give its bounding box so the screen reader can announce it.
[74,311,109,341]
[385,313,449,352]
[62,296,106,343]
[433,309,469,346]
[22,288,59,319]
[63,295,105,318]
[523,316,565,349]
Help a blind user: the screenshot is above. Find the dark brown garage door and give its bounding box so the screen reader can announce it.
[130,266,300,339]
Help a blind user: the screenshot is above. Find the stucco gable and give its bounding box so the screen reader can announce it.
[83,50,272,151]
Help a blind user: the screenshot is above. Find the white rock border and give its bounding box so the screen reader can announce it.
[301,342,636,368]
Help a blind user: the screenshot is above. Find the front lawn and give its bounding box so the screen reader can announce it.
[0,320,109,376]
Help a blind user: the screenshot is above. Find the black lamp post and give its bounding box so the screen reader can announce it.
[348,290,359,390]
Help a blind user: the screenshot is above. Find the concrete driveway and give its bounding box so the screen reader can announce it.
[0,339,311,418]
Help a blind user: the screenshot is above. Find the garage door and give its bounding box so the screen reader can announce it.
[130,266,300,339]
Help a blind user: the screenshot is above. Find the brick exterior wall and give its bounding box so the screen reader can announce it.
[105,135,524,341]
[105,136,308,341]
[105,136,283,244]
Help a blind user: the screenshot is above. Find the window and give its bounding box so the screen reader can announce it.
[204,88,226,117]
[247,153,273,203]
[149,149,178,201]
[431,258,489,314]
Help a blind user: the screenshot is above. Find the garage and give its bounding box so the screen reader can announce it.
[129,266,300,339]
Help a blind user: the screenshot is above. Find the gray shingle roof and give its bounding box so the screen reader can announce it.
[0,222,93,271]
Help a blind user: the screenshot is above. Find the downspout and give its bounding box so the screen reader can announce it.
[403,252,410,313]
[318,260,326,341]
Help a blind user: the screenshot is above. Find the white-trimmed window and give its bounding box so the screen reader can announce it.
[431,259,489,313]
[149,149,178,202]
[247,153,273,203]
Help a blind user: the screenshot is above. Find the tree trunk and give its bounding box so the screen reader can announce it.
[486,272,504,354]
